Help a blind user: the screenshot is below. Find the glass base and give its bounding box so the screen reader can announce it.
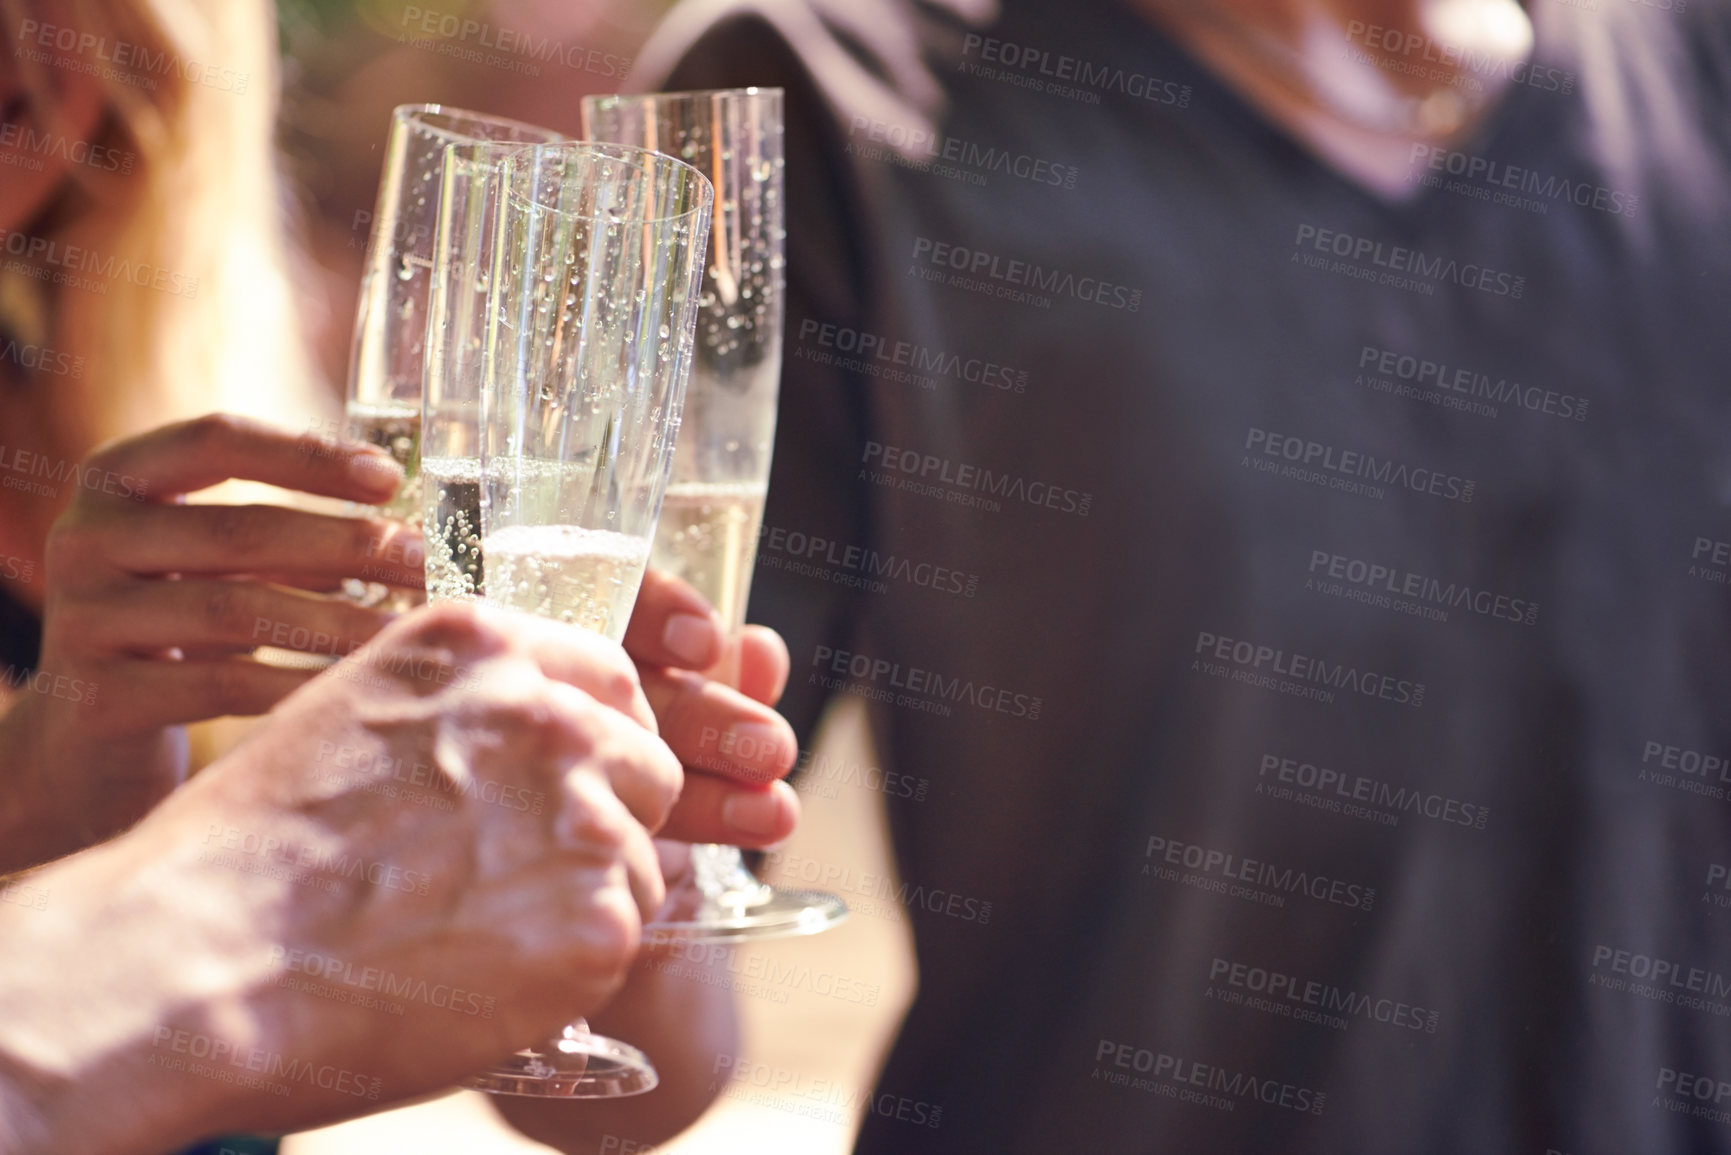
[463,1023,658,1098]
[647,885,849,945]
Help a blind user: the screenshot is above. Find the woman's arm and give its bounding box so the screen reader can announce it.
[0,414,416,872]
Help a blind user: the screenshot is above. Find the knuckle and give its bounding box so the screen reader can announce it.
[583,884,641,977]
[341,604,388,646]
[645,787,679,836]
[184,412,246,454]
[397,599,494,655]
[656,750,684,820]
[350,516,389,564]
[496,693,555,743]
[558,629,635,687]
[598,733,679,832]
[201,585,251,636]
[202,662,256,715]
[42,518,94,576]
[45,594,103,652]
[490,672,562,722]
[600,663,641,710]
[544,683,607,742]
[564,772,631,853]
[79,440,121,477]
[634,740,683,830]
[206,505,271,554]
[655,676,701,742]
[291,426,339,464]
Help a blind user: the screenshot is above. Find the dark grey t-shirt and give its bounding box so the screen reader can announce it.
[651,1,1731,1150]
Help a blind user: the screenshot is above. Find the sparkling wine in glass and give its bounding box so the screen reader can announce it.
[584,87,848,943]
[424,137,713,1097]
[344,104,564,607]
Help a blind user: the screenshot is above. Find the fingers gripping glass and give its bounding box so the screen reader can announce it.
[423,140,713,1097]
[583,88,848,943]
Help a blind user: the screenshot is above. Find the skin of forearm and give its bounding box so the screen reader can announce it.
[0,834,256,1155]
[0,692,188,874]
[493,949,740,1153]
[0,694,73,874]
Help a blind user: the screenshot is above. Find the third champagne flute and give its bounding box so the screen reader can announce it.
[583,88,848,942]
[426,138,713,1096]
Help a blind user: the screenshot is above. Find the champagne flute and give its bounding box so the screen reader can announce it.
[583,88,848,943]
[343,104,563,610]
[424,138,713,1097]
[256,106,560,672]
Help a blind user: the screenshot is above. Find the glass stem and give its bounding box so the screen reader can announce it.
[691,843,773,907]
[693,631,772,906]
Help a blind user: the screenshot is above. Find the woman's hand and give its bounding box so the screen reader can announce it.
[0,414,423,871]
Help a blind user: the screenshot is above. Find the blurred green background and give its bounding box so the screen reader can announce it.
[270,0,674,391]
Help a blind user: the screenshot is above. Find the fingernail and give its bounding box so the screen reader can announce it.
[662,612,719,667]
[348,450,401,493]
[722,789,783,837]
[726,722,788,771]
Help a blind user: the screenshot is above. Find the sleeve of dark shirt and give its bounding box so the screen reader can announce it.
[652,15,876,753]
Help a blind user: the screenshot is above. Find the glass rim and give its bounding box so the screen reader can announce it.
[392,102,565,145]
[582,86,784,108]
[461,139,715,224]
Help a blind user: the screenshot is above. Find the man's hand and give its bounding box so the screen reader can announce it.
[489,572,803,1155]
[0,414,421,871]
[0,601,679,1154]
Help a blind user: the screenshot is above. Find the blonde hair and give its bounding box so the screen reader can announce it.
[0,0,326,465]
[0,0,329,767]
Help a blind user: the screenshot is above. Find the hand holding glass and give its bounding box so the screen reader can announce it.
[583,87,847,942]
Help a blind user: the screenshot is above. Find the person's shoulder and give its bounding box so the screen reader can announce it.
[632,0,997,131]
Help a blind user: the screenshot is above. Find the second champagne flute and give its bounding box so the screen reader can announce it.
[423,139,713,1096]
[583,87,848,942]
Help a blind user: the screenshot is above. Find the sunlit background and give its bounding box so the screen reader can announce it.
[275,0,669,395]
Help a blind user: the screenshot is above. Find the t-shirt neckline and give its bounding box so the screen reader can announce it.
[1081,0,1548,219]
